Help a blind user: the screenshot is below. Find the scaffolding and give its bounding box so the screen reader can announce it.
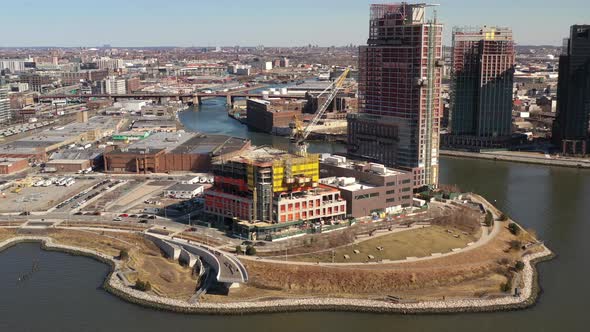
[272,154,319,193]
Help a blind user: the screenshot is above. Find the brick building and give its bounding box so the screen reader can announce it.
[246,98,306,134]
[319,155,413,217]
[103,132,250,173]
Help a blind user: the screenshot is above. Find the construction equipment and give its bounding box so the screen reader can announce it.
[290,67,351,156]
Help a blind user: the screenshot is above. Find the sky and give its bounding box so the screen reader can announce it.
[0,0,589,47]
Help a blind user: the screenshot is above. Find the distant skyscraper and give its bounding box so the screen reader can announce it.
[0,86,11,124]
[553,25,590,155]
[446,26,515,149]
[347,3,443,188]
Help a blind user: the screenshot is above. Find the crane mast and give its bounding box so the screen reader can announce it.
[290,67,350,156]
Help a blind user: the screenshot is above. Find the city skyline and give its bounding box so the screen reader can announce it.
[0,0,589,47]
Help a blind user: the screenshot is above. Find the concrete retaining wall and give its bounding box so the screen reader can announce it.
[179,247,197,268]
[182,244,221,280]
[144,234,180,260]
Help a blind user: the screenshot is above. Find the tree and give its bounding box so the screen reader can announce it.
[484,211,494,227]
[499,213,509,222]
[134,279,151,292]
[515,261,525,271]
[508,223,521,235]
[235,245,243,255]
[500,281,512,293]
[119,249,129,260]
[245,245,257,256]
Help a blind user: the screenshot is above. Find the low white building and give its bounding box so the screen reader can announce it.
[165,183,204,199]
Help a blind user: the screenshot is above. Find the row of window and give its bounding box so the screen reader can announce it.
[279,205,345,223]
[354,192,380,200]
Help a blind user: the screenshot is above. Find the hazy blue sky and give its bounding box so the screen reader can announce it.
[1,0,588,47]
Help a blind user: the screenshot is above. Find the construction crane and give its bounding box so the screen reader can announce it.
[290,67,350,156]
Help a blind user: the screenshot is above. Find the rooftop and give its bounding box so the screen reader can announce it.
[227,146,301,166]
[320,154,407,177]
[166,183,204,192]
[111,132,249,157]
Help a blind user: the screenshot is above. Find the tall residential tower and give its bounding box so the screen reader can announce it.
[0,86,11,124]
[446,27,515,149]
[553,25,590,155]
[347,3,443,189]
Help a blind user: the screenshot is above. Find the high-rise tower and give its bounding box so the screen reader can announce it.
[553,25,590,155]
[0,86,11,124]
[446,26,515,149]
[347,3,443,189]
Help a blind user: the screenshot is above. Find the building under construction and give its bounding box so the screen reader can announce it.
[445,26,515,149]
[347,3,443,189]
[204,146,347,236]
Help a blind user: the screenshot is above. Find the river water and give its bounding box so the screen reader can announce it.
[1,98,589,331]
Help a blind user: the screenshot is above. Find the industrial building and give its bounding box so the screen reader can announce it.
[319,155,413,218]
[47,148,104,172]
[445,26,516,149]
[304,93,358,120]
[0,158,28,174]
[246,98,306,134]
[103,132,250,173]
[130,119,178,133]
[553,25,590,155]
[204,146,347,237]
[0,116,124,160]
[347,3,443,189]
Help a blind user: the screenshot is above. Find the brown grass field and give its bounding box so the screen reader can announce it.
[226,223,540,302]
[3,228,198,300]
[289,225,479,263]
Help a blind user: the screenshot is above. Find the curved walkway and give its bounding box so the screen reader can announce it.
[240,195,502,267]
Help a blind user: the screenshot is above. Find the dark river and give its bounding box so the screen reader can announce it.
[1,98,589,331]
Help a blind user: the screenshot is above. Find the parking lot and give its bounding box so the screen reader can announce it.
[0,178,98,213]
[54,179,125,213]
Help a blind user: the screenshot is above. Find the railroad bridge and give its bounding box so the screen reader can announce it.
[36,92,301,108]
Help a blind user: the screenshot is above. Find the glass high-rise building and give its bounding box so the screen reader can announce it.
[446,26,515,149]
[553,25,590,155]
[347,3,443,189]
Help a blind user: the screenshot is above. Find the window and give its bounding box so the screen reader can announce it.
[386,198,396,203]
[386,190,395,195]
[370,192,379,198]
[402,195,411,200]
[401,187,411,192]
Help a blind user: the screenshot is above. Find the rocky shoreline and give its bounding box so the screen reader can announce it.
[0,235,554,315]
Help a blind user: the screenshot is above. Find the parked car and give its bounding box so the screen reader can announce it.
[113,217,122,221]
[119,213,129,217]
